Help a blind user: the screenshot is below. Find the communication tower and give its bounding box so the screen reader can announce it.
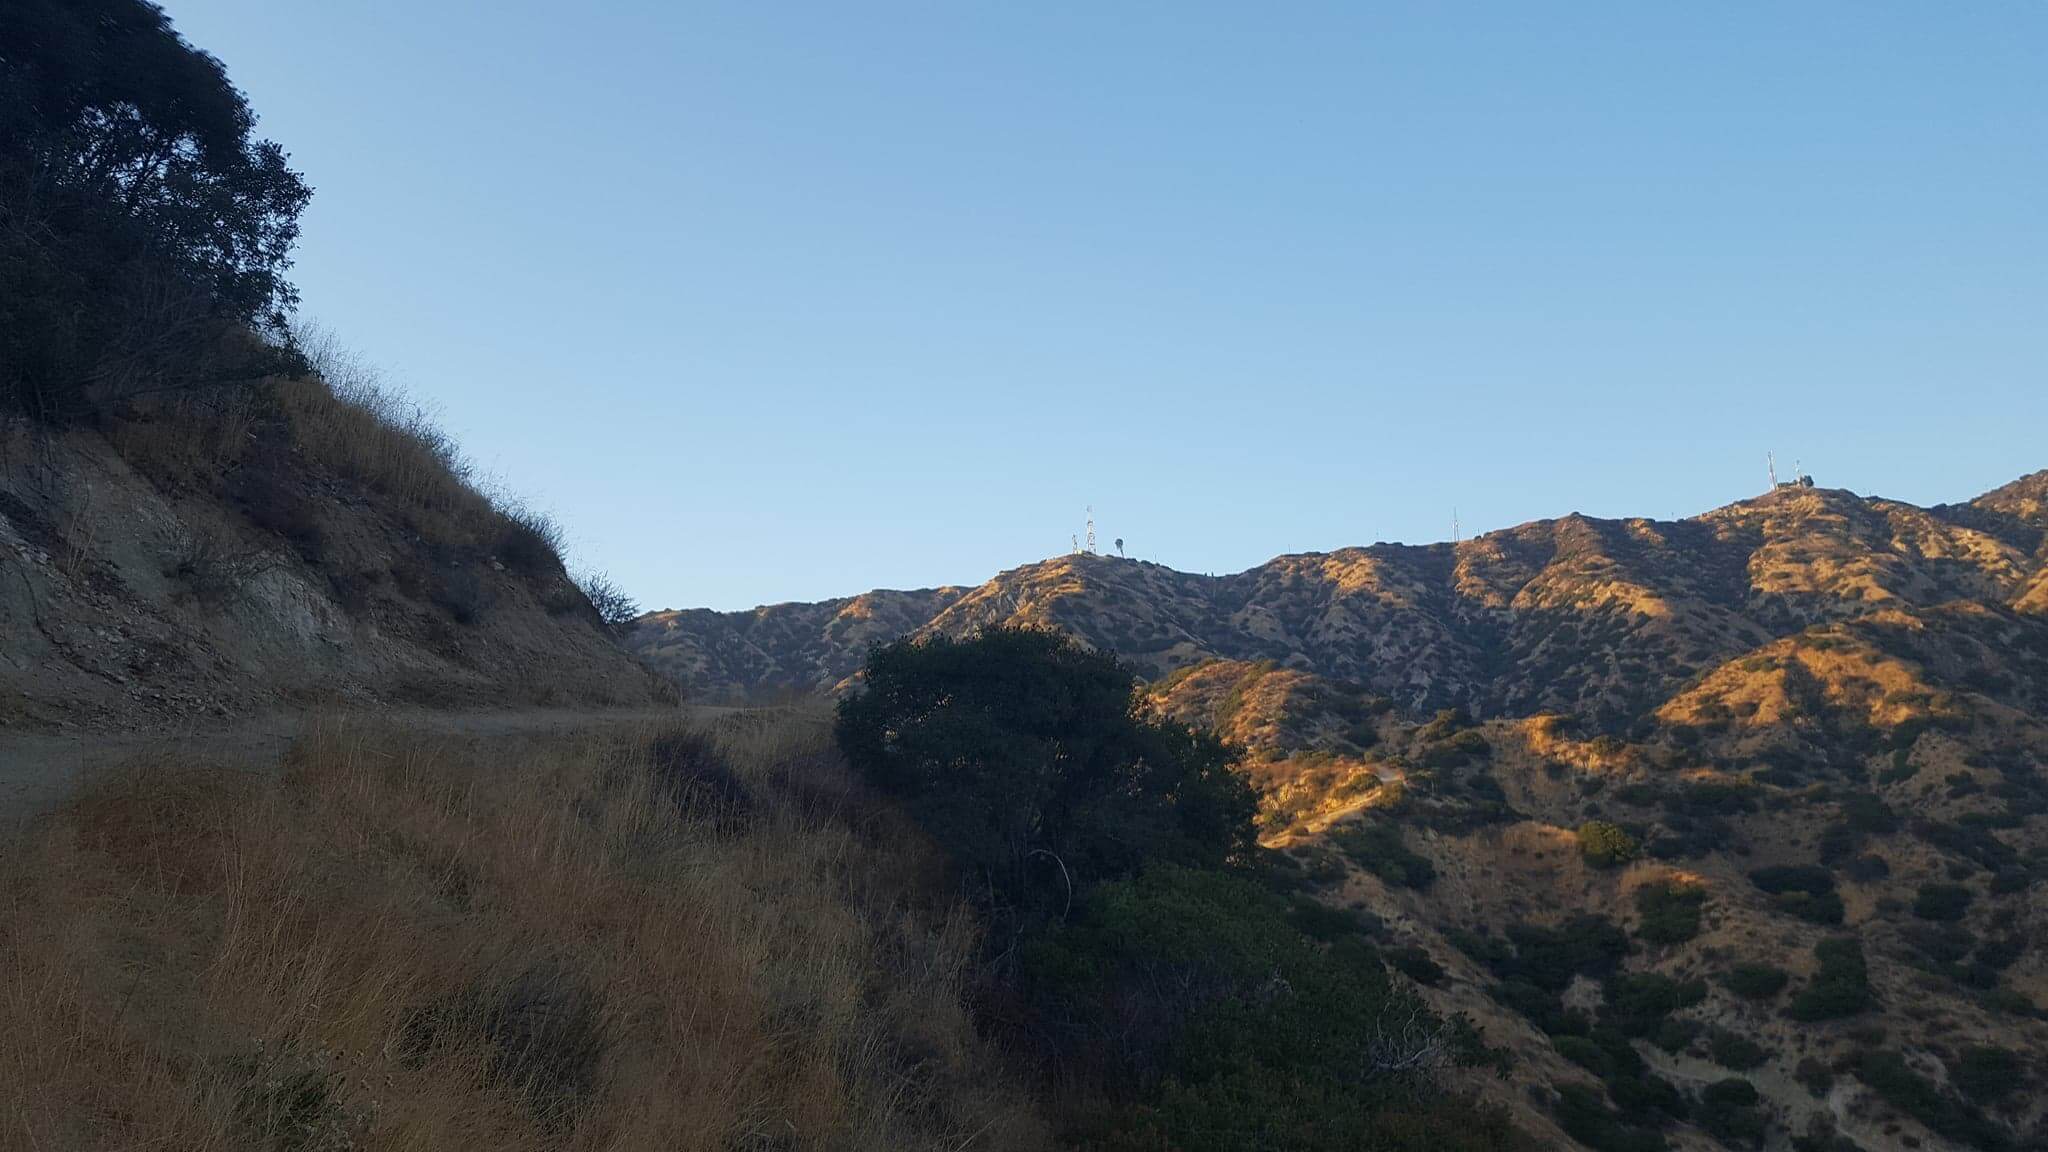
[1768,452,1817,490]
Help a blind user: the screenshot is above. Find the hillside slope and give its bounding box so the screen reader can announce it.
[631,587,966,702]
[2,380,669,733]
[636,476,2048,1151]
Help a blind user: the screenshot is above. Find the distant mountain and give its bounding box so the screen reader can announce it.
[629,587,967,702]
[633,475,2048,1150]
[633,477,2048,726]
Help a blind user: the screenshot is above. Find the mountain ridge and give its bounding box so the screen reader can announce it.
[630,472,2048,1150]
[630,474,2048,715]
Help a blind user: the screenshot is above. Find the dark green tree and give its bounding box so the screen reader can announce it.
[836,627,1534,1151]
[1578,820,1641,869]
[835,626,1256,913]
[1,0,311,420]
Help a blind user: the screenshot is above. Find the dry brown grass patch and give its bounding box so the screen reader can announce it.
[0,711,1044,1151]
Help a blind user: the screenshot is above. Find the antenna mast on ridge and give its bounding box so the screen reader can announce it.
[1452,507,1462,545]
[1768,452,1779,490]
[1085,506,1097,554]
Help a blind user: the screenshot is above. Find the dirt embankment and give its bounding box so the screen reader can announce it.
[2,396,670,741]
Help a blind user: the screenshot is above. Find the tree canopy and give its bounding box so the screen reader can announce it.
[834,626,1531,1151]
[835,626,1257,913]
[2,0,311,420]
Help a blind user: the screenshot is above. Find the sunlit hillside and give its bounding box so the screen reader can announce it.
[638,477,2048,1151]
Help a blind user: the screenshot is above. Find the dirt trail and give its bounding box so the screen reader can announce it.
[0,704,703,827]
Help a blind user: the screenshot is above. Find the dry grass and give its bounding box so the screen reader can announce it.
[271,328,517,554]
[273,374,493,528]
[0,710,1045,1151]
[106,325,571,576]
[104,381,271,485]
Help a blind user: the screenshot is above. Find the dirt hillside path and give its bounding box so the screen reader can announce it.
[0,704,709,826]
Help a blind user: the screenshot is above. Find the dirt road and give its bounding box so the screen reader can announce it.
[0,705,701,827]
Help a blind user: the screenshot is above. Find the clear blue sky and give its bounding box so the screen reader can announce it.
[164,2,2046,611]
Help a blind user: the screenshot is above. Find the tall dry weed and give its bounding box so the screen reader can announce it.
[0,711,1044,1151]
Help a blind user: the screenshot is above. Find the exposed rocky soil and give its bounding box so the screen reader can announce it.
[1,415,668,742]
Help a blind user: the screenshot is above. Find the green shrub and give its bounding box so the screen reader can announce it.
[1579,821,1642,869]
[1983,988,2039,1017]
[1705,1027,1768,1071]
[1747,864,1835,895]
[1852,1050,2010,1152]
[1633,881,1707,945]
[1839,792,1898,834]
[1720,964,1789,1000]
[1698,1078,1768,1147]
[1748,865,1844,924]
[1701,1078,1758,1108]
[1975,934,2025,971]
[1952,1045,2025,1106]
[1385,944,1446,986]
[1912,882,1974,922]
[1785,937,1873,1021]
[1286,896,1378,942]
[1674,779,1757,814]
[1333,820,1437,889]
[1794,1057,1834,1097]
[1031,866,1529,1152]
[1555,1035,1617,1079]
[1419,726,1492,770]
[1649,1016,1702,1053]
[1490,979,1576,1036]
[1419,707,1472,740]
[1565,1024,1688,1127]
[1697,1082,1768,1148]
[1988,868,2029,895]
[1603,973,1706,1038]
[1498,917,1632,992]
[1644,811,1735,860]
[1553,1083,1669,1152]
[1774,890,1845,925]
[1917,818,2018,873]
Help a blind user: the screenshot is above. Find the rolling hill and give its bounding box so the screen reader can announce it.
[633,475,2048,1151]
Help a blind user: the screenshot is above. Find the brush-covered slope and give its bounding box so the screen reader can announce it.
[628,588,967,702]
[636,480,2045,721]
[638,475,2048,1151]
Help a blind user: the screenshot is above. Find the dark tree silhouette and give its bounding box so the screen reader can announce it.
[2,0,312,420]
[834,626,1255,911]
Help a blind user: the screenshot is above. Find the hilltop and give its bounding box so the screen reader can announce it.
[634,476,2048,1151]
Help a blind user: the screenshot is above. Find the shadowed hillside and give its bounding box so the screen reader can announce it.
[2,372,673,731]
